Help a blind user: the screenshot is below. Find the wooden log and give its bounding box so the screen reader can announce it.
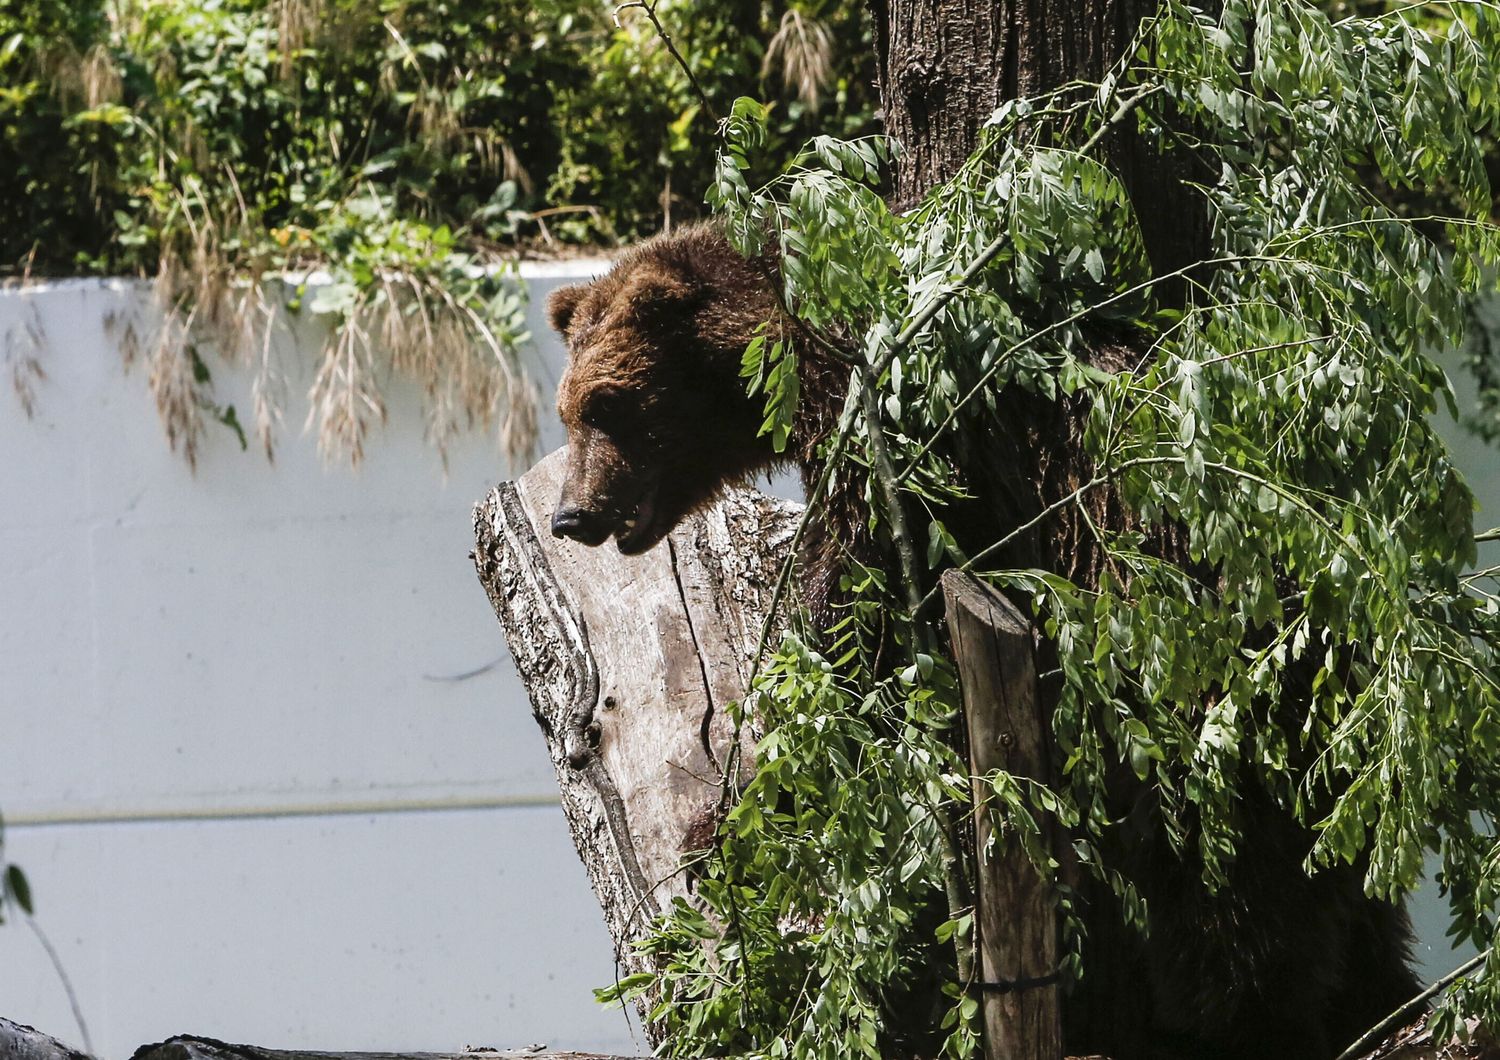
[941,570,1062,1060]
[128,1039,636,1060]
[6,1013,1492,1060]
[471,449,800,1040]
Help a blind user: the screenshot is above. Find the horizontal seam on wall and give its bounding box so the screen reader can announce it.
[5,792,562,829]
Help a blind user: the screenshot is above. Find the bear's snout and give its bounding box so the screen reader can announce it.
[551,506,612,547]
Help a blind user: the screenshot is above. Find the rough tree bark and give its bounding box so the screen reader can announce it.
[470,449,799,1040]
[871,0,1213,295]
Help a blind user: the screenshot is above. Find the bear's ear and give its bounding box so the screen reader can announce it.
[621,266,699,318]
[547,284,588,336]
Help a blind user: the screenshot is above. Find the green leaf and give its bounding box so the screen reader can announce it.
[6,865,32,915]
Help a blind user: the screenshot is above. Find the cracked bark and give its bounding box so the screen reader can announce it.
[471,449,800,1044]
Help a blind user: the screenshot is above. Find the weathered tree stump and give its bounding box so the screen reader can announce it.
[471,449,800,1038]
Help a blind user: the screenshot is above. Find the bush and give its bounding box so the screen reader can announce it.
[0,0,878,466]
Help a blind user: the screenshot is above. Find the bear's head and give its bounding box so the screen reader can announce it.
[545,227,777,555]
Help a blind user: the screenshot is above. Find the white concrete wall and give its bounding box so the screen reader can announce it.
[0,266,651,1057]
[0,271,1486,1056]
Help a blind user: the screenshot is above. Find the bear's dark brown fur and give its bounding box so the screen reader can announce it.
[545,223,1419,1060]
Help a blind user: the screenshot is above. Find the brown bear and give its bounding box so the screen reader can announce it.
[544,222,1420,1060]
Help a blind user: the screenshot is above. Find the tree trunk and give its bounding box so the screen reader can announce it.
[470,449,800,1042]
[870,0,1213,293]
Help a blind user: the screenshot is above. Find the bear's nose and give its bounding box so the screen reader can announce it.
[551,507,610,546]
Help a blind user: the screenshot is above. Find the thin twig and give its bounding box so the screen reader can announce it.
[718,419,850,798]
[910,456,1180,618]
[613,0,717,124]
[27,918,93,1054]
[856,372,976,980]
[757,259,860,365]
[858,376,924,615]
[1333,948,1491,1060]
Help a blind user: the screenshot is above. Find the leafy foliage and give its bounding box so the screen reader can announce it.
[604,2,1500,1055]
[549,0,877,242]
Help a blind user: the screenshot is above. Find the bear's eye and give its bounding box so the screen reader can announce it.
[581,387,637,432]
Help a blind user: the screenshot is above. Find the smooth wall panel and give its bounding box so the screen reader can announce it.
[0,808,640,1057]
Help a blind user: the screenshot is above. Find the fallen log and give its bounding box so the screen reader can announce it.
[129,1039,633,1060]
[6,1012,1493,1060]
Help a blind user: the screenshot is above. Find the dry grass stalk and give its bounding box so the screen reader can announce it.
[5,307,47,419]
[105,155,536,472]
[762,8,833,110]
[306,298,385,467]
[243,284,288,463]
[145,284,207,469]
[37,39,122,109]
[81,43,123,108]
[135,253,537,473]
[498,139,534,195]
[378,271,538,472]
[105,307,142,367]
[411,91,461,157]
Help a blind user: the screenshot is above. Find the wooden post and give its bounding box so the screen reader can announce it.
[941,570,1062,1060]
